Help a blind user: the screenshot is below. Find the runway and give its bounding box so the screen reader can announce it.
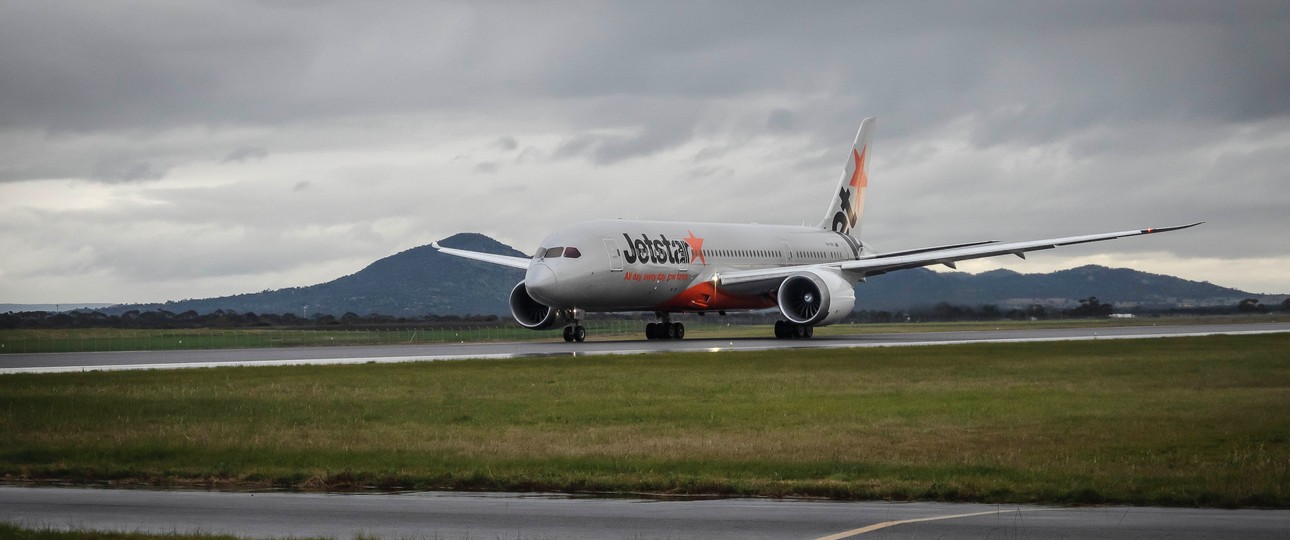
[2,322,1288,374]
[3,486,1288,539]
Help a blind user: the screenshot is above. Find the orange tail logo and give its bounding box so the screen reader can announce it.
[831,145,867,235]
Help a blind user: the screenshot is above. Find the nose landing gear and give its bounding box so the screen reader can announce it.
[560,308,587,342]
[645,312,685,340]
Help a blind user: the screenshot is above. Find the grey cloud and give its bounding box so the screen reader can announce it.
[90,156,167,183]
[492,136,518,152]
[515,146,544,163]
[2,1,1289,302]
[685,165,734,181]
[3,2,1285,140]
[550,100,703,165]
[553,131,677,166]
[222,146,269,163]
[767,109,794,132]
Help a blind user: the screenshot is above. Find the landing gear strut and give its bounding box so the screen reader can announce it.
[774,320,814,339]
[645,312,685,340]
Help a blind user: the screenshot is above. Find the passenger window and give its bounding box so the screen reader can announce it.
[545,247,564,258]
[563,247,582,258]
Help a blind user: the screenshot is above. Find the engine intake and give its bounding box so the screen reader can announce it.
[777,269,856,326]
[509,282,559,329]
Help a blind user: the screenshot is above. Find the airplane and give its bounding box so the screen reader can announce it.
[434,117,1200,342]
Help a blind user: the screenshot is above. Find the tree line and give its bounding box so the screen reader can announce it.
[3,297,1285,330]
[0,309,502,330]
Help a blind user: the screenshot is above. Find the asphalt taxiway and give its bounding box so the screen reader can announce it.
[2,321,1287,374]
[3,487,1288,539]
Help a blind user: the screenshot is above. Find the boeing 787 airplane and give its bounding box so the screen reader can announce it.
[434,118,1199,342]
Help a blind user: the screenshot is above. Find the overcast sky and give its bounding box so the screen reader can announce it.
[2,1,1288,306]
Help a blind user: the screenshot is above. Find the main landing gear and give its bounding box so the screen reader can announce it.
[774,320,814,339]
[645,312,685,340]
[562,324,586,342]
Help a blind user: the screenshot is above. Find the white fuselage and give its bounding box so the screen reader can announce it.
[524,219,864,313]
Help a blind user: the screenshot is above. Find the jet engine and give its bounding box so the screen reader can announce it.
[776,269,856,326]
[509,282,559,329]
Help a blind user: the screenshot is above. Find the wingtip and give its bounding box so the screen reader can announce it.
[1142,222,1204,234]
[430,241,442,250]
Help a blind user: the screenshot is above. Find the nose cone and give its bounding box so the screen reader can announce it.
[525,263,559,304]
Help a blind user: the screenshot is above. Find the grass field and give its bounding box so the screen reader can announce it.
[2,314,1282,353]
[1,334,1287,508]
[0,524,247,540]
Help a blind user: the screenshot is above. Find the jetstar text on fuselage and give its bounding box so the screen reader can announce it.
[620,233,692,265]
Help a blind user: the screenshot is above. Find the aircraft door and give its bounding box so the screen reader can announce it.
[602,237,624,272]
[781,241,793,267]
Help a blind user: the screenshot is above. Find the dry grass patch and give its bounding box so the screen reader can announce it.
[1,334,1287,506]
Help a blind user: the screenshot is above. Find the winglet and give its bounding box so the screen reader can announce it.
[1141,222,1204,234]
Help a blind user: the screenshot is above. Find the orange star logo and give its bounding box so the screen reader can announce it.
[684,230,706,266]
[849,146,868,189]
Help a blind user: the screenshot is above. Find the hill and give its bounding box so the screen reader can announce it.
[106,233,1280,317]
[111,233,525,317]
[856,266,1263,311]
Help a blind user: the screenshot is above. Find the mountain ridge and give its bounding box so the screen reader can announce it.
[101,233,1281,316]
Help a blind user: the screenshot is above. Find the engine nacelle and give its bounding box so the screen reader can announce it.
[777,269,856,326]
[509,282,559,329]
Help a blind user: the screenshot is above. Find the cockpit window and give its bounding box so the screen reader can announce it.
[544,246,564,258]
[563,247,582,258]
[534,248,546,259]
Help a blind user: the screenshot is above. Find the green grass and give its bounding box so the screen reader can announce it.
[0,524,246,540]
[0,524,419,540]
[2,314,1282,353]
[0,523,524,540]
[1,334,1287,507]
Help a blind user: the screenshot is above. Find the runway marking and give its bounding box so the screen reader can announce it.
[815,507,1042,539]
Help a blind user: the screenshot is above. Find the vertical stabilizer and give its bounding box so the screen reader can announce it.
[818,117,875,245]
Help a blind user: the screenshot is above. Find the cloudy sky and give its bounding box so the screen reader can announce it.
[2,1,1288,305]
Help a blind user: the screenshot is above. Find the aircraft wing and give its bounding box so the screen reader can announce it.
[716,222,1203,287]
[431,242,531,270]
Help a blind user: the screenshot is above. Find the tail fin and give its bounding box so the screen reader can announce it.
[818,117,875,244]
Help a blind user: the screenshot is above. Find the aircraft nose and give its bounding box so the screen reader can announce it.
[525,263,558,302]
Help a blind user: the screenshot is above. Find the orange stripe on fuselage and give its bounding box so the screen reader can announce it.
[653,281,776,311]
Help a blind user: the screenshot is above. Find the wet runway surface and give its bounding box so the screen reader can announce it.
[3,487,1288,539]
[3,321,1287,374]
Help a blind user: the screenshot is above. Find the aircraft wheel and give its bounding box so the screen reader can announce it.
[774,320,786,339]
[672,322,685,340]
[645,323,656,340]
[804,325,814,338]
[562,325,574,342]
[664,322,677,339]
[793,324,807,339]
[574,325,586,342]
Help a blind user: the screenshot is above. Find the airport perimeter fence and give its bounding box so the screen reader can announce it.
[0,316,768,354]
